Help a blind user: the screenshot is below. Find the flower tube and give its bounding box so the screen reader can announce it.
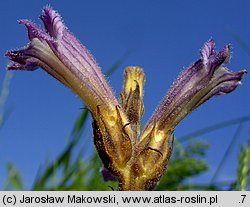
[135,40,246,190]
[141,39,246,142]
[6,6,133,180]
[6,6,119,117]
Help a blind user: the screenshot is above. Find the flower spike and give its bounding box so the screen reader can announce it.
[6,7,246,191]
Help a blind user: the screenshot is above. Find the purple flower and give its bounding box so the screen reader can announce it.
[140,39,246,142]
[5,6,119,118]
[6,6,134,186]
[6,6,247,191]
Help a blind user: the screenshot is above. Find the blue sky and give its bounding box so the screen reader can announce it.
[1,0,250,189]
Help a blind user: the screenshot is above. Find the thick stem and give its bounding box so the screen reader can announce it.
[118,169,147,191]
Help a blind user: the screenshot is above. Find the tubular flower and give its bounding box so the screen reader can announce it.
[6,6,117,116]
[140,40,247,141]
[136,41,246,190]
[6,7,246,191]
[6,6,133,185]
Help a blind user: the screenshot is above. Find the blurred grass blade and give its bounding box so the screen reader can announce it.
[227,27,250,55]
[210,124,243,184]
[32,109,89,190]
[179,115,250,142]
[70,108,89,143]
[236,139,250,190]
[0,71,13,128]
[173,184,218,191]
[3,162,24,190]
[105,51,130,77]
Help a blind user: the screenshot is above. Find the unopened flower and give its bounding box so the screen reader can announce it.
[121,66,145,142]
[6,7,246,191]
